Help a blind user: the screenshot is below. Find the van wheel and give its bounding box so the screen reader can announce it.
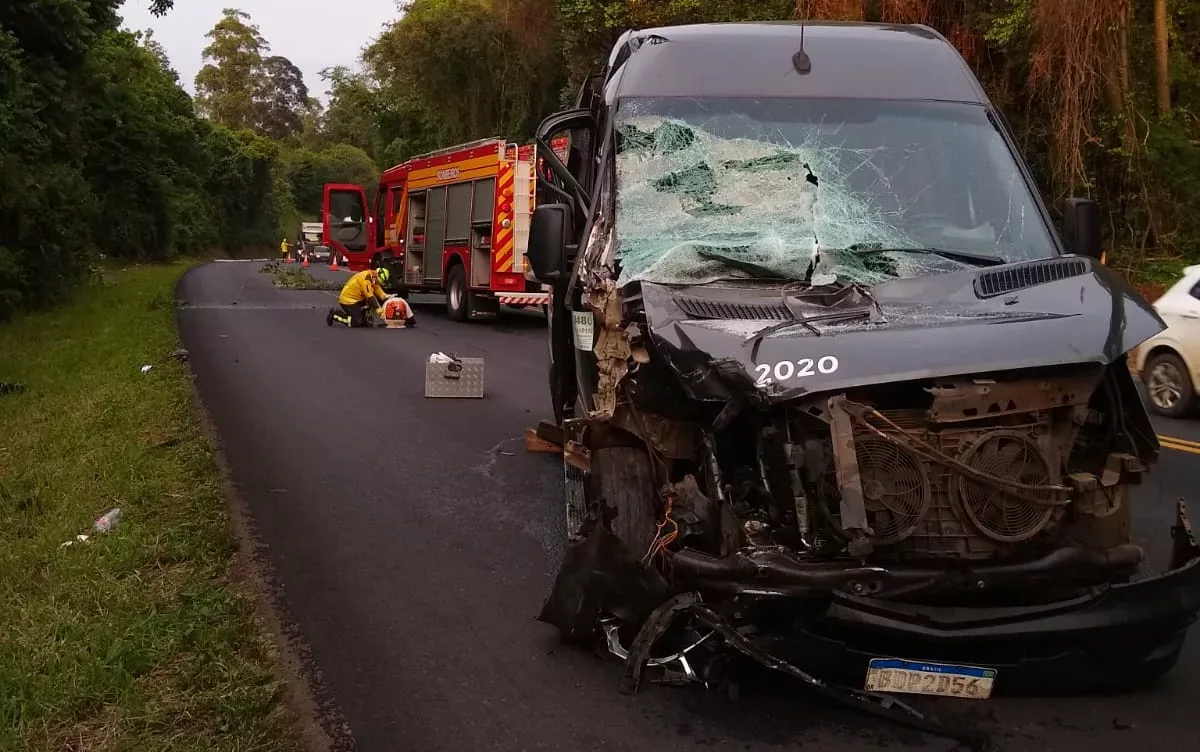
[446,264,471,322]
[1144,351,1195,418]
[589,447,659,559]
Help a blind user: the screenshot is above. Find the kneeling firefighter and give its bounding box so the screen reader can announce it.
[329,267,391,327]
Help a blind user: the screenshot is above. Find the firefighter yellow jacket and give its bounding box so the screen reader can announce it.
[338,269,387,307]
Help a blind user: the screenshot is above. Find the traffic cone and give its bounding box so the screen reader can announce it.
[285,254,293,264]
[330,254,339,271]
[302,254,310,268]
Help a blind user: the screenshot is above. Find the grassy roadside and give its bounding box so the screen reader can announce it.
[0,263,297,751]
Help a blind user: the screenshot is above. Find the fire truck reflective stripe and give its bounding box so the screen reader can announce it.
[494,164,516,272]
[494,248,513,270]
[498,293,550,305]
[494,227,514,272]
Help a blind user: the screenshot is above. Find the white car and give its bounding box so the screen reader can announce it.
[1136,264,1200,417]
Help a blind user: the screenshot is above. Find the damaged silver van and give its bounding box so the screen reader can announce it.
[524,20,1200,742]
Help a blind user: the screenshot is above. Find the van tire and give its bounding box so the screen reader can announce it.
[447,264,470,322]
[589,447,659,559]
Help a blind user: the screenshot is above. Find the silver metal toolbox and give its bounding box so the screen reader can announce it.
[424,356,485,398]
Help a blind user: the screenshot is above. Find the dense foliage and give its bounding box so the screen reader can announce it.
[330,0,1199,294]
[0,3,376,320]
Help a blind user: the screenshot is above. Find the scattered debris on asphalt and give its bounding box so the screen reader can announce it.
[524,420,563,454]
[260,261,341,290]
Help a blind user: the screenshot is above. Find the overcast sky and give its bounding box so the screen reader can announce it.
[117,1,401,102]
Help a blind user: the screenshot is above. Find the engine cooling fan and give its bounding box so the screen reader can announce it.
[814,437,931,545]
[855,438,931,544]
[954,432,1057,543]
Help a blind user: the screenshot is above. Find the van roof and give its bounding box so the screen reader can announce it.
[606,22,990,105]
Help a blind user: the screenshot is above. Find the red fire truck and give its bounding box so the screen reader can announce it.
[322,136,568,321]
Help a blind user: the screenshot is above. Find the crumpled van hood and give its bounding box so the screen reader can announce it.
[637,256,1165,402]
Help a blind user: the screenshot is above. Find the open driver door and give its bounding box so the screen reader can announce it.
[322,184,373,268]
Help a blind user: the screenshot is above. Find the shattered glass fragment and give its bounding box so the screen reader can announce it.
[611,97,1059,288]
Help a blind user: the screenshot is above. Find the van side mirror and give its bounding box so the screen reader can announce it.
[1063,198,1102,260]
[528,204,574,282]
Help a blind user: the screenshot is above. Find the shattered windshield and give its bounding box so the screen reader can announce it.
[613,97,1057,286]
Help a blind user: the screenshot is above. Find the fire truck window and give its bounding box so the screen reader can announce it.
[374,188,387,247]
[386,186,404,245]
[329,191,364,223]
[446,183,472,242]
[426,186,447,258]
[472,178,496,224]
[408,191,427,243]
[328,189,366,251]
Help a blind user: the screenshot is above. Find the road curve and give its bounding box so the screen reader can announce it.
[178,261,1200,752]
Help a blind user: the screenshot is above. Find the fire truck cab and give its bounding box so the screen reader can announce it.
[323,137,563,321]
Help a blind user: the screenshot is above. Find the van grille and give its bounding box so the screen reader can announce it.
[675,296,792,320]
[974,258,1089,298]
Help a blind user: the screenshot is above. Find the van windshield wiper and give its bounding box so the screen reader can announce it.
[743,308,871,345]
[844,245,1007,267]
[695,247,794,281]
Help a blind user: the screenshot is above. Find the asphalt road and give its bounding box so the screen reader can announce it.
[178,261,1200,752]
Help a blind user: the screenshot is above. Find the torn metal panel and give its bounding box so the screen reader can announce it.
[686,605,992,751]
[537,516,672,642]
[613,592,991,750]
[610,404,698,459]
[1171,498,1199,570]
[563,440,591,473]
[927,369,1105,423]
[602,616,713,685]
[827,395,872,555]
[587,277,632,420]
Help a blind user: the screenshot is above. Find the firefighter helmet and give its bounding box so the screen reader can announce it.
[376,266,391,285]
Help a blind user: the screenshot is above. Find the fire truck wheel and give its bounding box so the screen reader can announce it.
[446,264,470,321]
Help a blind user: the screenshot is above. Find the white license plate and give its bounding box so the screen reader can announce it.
[864,658,996,700]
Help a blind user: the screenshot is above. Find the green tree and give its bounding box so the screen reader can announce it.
[365,0,564,161]
[320,66,382,159]
[194,8,266,129]
[194,9,314,141]
[258,55,311,139]
[279,143,380,219]
[81,29,218,259]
